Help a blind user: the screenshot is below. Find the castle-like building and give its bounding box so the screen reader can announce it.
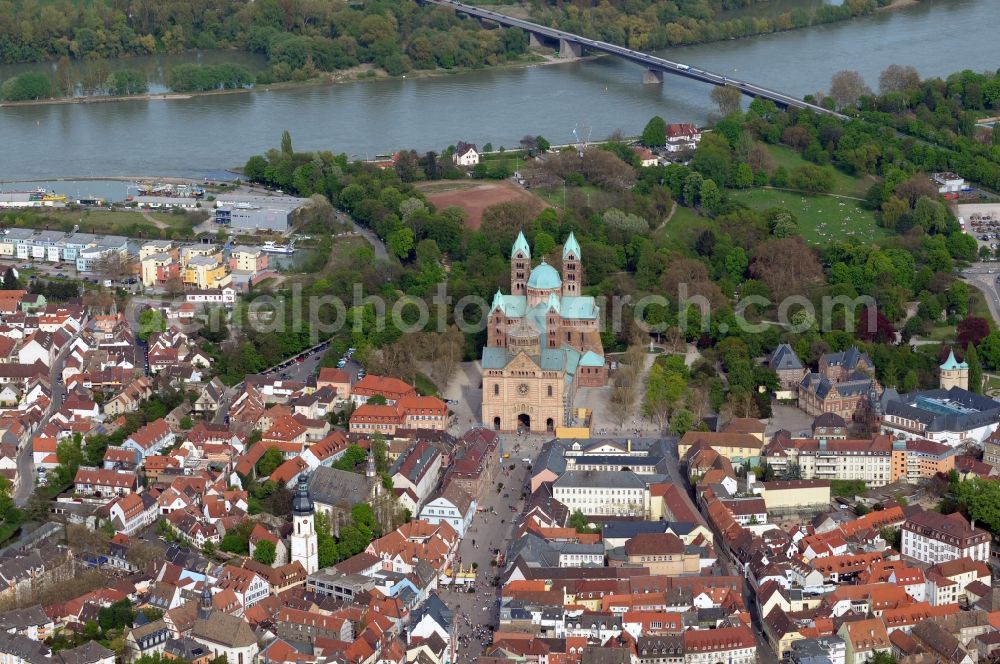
[481,232,607,434]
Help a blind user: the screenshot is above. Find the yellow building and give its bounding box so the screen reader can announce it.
[181,245,221,266]
[677,431,763,463]
[230,246,267,272]
[139,240,173,260]
[140,252,176,287]
[184,256,232,290]
[758,480,831,511]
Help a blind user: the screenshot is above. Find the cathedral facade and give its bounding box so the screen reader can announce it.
[481,232,607,434]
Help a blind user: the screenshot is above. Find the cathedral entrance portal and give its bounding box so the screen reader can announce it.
[546,418,554,432]
[517,413,531,432]
[493,417,501,430]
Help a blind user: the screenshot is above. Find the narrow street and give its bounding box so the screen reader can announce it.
[440,433,548,660]
[14,325,79,506]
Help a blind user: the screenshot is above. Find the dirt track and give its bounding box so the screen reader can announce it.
[420,180,545,229]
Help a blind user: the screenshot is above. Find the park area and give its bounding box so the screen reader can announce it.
[727,188,885,246]
[418,180,546,229]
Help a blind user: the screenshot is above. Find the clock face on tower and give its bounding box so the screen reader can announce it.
[518,383,529,395]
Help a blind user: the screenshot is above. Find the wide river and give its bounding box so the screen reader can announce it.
[0,0,997,181]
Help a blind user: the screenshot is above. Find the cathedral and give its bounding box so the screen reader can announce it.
[481,232,607,434]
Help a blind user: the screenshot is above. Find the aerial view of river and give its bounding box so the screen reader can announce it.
[0,0,996,181]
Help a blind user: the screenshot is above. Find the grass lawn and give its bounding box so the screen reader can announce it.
[766,144,873,198]
[728,188,885,246]
[17,208,203,239]
[653,205,712,247]
[830,479,866,498]
[414,372,438,396]
[970,290,994,327]
[924,325,955,342]
[0,523,19,547]
[532,184,602,209]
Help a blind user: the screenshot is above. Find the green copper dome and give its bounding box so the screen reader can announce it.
[527,259,562,290]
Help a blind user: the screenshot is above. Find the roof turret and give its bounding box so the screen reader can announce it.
[562,231,581,260]
[512,231,531,259]
[940,349,969,371]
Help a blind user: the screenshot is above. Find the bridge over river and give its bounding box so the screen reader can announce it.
[421,0,849,120]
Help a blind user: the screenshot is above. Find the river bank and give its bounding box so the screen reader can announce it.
[0,52,572,110]
[0,0,992,182]
[0,0,914,111]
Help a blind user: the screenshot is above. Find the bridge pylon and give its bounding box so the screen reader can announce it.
[558,38,582,59]
[643,69,664,85]
[528,32,545,51]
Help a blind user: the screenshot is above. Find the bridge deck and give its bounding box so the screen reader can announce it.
[421,0,847,120]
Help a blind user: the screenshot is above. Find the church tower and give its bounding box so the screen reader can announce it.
[939,348,969,391]
[511,231,531,296]
[198,564,214,620]
[366,448,382,497]
[562,232,581,297]
[290,474,319,574]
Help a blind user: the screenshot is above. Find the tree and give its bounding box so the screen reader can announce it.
[3,269,20,290]
[387,227,414,259]
[108,69,148,96]
[256,448,284,478]
[699,179,722,215]
[568,509,594,534]
[978,330,1000,370]
[179,416,194,430]
[253,539,277,565]
[641,115,667,147]
[669,409,695,435]
[789,164,833,194]
[280,130,294,156]
[95,251,131,282]
[643,357,688,431]
[749,237,823,300]
[536,136,550,152]
[710,85,742,115]
[855,307,897,344]
[954,478,1000,535]
[244,155,268,182]
[367,394,387,405]
[138,309,166,341]
[966,343,983,394]
[98,599,135,631]
[878,64,920,95]
[1,73,53,101]
[163,275,185,297]
[829,70,871,109]
[55,437,83,486]
[734,162,753,189]
[54,56,73,97]
[957,317,990,347]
